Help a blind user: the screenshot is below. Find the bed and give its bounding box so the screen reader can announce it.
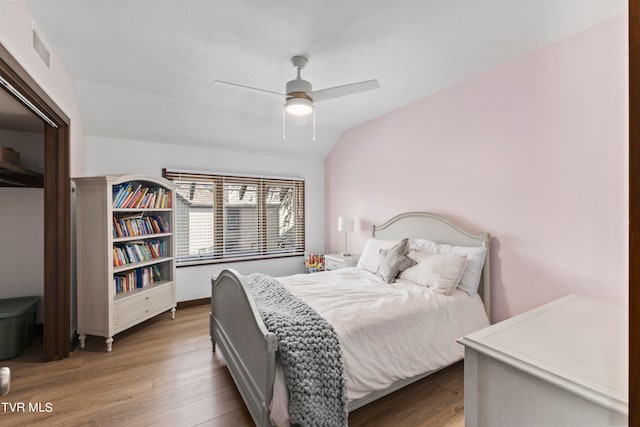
[210,212,491,426]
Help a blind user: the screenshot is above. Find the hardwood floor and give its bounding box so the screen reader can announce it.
[0,305,464,426]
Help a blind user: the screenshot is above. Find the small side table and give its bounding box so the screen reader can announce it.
[324,254,359,271]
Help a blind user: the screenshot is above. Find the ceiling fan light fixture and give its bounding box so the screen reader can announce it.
[285,97,313,116]
[214,55,379,142]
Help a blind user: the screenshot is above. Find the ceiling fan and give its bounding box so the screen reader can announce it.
[213,55,380,141]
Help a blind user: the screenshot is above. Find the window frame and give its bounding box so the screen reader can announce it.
[163,168,305,267]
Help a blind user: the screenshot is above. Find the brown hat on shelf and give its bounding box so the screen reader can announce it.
[0,147,21,166]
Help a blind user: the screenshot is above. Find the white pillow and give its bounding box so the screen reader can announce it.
[357,238,401,273]
[399,251,468,295]
[413,238,487,294]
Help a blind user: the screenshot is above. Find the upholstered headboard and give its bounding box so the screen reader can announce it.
[372,212,491,318]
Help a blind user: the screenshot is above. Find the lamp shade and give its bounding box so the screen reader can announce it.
[338,216,354,233]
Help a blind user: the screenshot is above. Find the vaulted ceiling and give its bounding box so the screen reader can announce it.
[24,0,626,158]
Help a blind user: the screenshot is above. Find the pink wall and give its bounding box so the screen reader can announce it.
[325,15,628,322]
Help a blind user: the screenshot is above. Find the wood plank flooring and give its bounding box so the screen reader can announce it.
[0,305,464,426]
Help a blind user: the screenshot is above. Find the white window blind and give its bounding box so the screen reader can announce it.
[163,169,305,265]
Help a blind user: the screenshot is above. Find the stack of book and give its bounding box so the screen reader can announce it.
[113,240,166,266]
[112,214,169,237]
[113,265,162,294]
[112,182,171,209]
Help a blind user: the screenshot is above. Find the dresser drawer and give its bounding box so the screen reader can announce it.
[114,284,173,330]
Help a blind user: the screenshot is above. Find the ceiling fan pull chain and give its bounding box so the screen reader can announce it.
[312,108,316,142]
[282,107,287,142]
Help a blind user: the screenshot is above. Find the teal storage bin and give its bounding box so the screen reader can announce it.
[0,296,40,360]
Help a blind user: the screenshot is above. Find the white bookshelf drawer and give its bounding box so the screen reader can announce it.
[114,284,173,328]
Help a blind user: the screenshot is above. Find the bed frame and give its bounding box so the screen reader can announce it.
[210,212,490,426]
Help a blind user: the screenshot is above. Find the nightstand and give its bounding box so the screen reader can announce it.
[324,254,359,271]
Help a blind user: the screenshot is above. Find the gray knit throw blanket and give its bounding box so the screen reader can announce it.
[246,273,348,427]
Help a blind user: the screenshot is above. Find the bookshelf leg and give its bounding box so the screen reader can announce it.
[171,307,176,320]
[79,334,86,349]
[105,337,113,352]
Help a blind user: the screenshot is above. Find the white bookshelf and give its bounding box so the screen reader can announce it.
[74,174,176,352]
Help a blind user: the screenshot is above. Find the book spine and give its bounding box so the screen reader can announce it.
[114,183,132,208]
[121,184,141,208]
[112,185,124,209]
[132,187,149,209]
[112,183,126,208]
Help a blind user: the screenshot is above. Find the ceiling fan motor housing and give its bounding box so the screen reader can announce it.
[286,79,312,100]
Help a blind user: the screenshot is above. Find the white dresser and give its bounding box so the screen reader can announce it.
[459,294,628,427]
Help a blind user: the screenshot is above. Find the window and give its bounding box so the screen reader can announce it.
[163,169,305,265]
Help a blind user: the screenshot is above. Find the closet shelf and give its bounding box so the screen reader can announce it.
[0,160,43,188]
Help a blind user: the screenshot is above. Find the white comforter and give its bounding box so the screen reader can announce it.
[269,267,490,426]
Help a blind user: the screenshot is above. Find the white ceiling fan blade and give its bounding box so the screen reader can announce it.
[309,79,379,102]
[213,80,285,97]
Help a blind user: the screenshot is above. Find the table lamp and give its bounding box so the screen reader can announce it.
[338,216,354,256]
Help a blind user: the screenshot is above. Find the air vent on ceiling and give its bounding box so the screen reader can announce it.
[32,28,50,68]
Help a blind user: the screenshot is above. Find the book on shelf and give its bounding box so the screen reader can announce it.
[140,192,150,209]
[112,182,132,207]
[112,182,172,209]
[113,240,167,266]
[132,187,148,208]
[112,214,169,238]
[120,184,141,208]
[113,265,163,294]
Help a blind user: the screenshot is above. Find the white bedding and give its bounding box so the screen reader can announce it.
[269,267,490,426]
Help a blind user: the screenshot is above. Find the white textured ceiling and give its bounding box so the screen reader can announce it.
[24,0,626,158]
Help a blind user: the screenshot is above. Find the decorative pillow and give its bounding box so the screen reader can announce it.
[410,238,438,253]
[399,251,468,295]
[357,238,401,273]
[413,239,487,294]
[376,239,416,283]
